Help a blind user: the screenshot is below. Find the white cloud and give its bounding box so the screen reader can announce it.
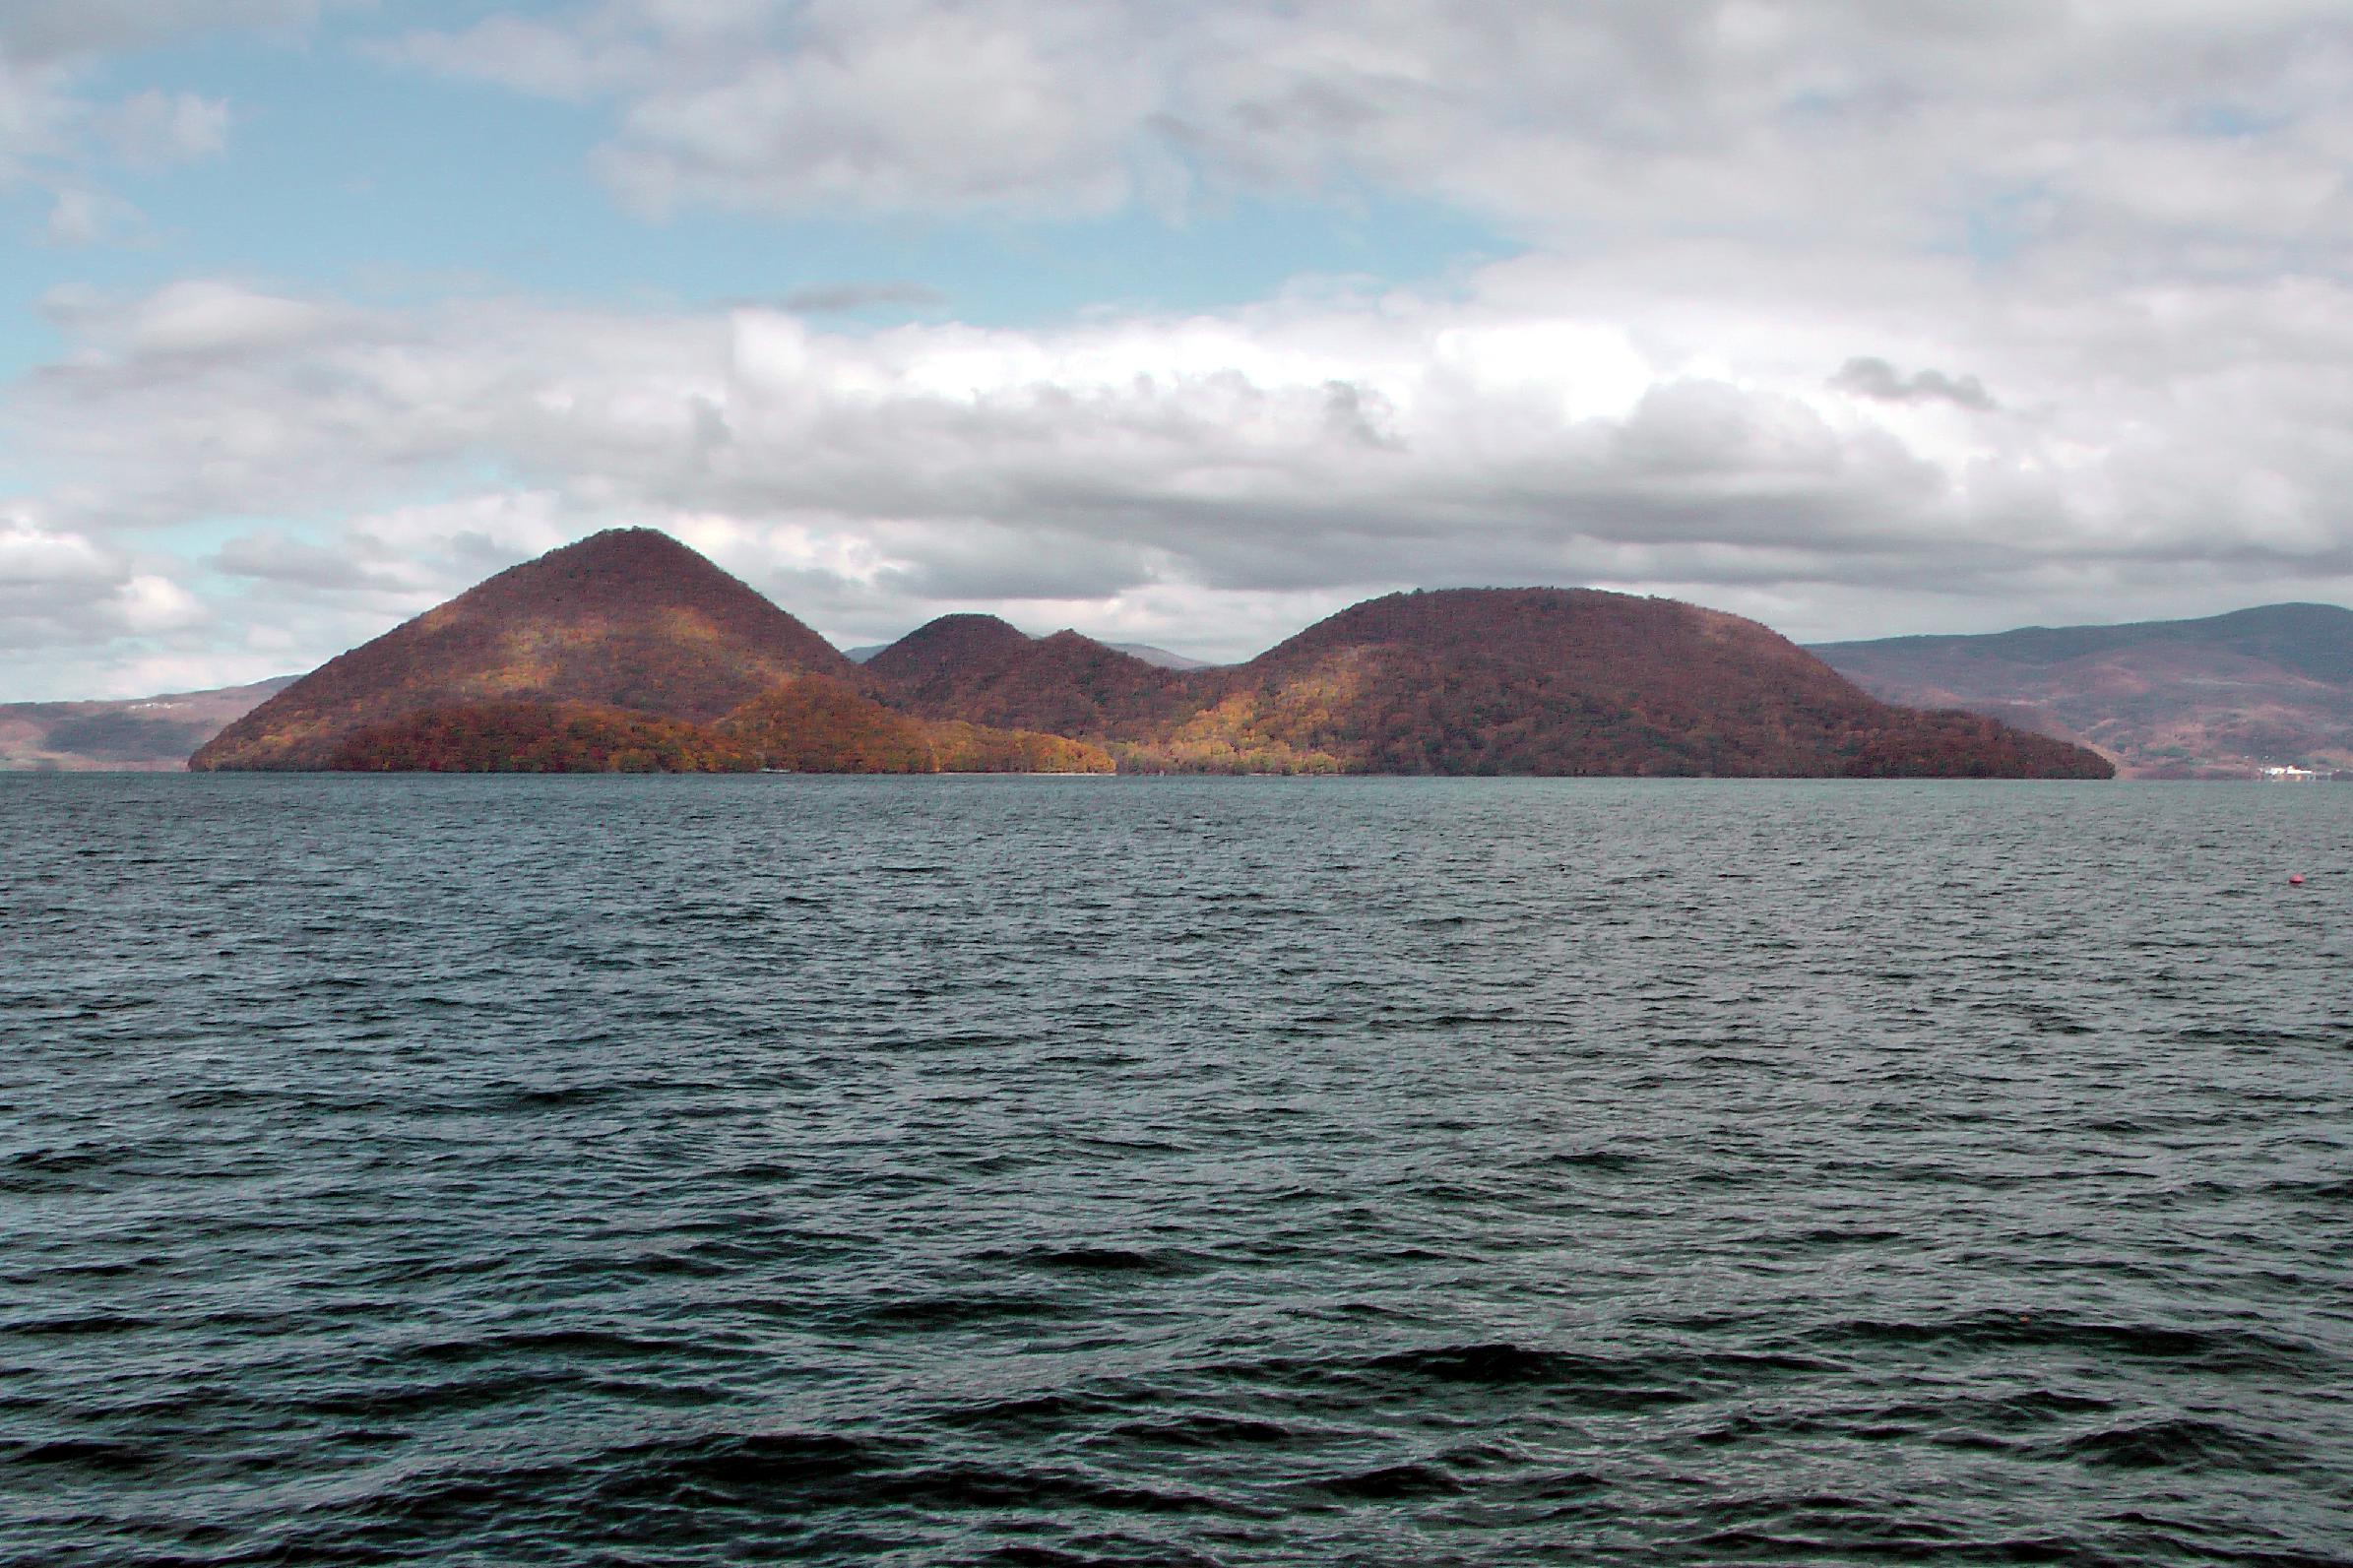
[104,89,231,167]
[0,2,334,248]
[385,0,2353,271]
[0,517,212,677]
[0,47,77,185]
[39,186,141,245]
[0,515,117,586]
[9,2,2353,694]
[0,60,210,194]
[118,280,348,356]
[8,248,2353,693]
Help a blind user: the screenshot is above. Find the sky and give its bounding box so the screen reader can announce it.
[4,1,2353,700]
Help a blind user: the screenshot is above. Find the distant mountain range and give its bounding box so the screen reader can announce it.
[0,677,294,772]
[25,541,2349,778]
[193,531,1108,774]
[180,529,2106,777]
[1812,603,2353,777]
[863,594,2107,777]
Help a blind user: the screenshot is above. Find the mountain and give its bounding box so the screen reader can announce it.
[176,529,2103,777]
[323,678,1113,775]
[1156,589,2110,776]
[846,632,1209,669]
[865,589,2110,777]
[1,677,293,771]
[328,702,760,774]
[1108,642,1211,670]
[714,675,1112,773]
[193,529,859,769]
[1812,603,2353,776]
[865,614,1199,736]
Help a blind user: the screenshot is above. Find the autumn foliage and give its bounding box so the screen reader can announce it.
[866,615,1195,734]
[189,530,2108,779]
[717,676,1114,773]
[329,703,756,773]
[314,676,1114,775]
[717,676,937,772]
[1814,601,2353,776]
[865,588,2113,778]
[193,529,860,770]
[922,720,1116,774]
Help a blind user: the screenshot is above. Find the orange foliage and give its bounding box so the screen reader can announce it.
[719,676,1115,773]
[328,703,757,773]
[868,588,2111,778]
[196,529,859,770]
[716,676,936,772]
[195,528,2111,779]
[923,720,1114,773]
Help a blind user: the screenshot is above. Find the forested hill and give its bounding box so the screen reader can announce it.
[1812,603,2353,776]
[866,614,1199,736]
[862,588,2112,777]
[1141,589,2112,776]
[184,529,2112,777]
[193,529,859,770]
[1,678,292,771]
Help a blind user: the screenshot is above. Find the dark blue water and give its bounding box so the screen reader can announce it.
[3,775,2349,1566]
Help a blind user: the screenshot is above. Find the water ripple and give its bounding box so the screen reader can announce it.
[2,774,2348,1565]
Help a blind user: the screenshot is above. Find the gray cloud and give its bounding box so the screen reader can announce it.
[0,2,347,62]
[212,531,410,592]
[385,0,2353,276]
[1830,356,1998,410]
[0,517,207,666]
[874,526,1158,601]
[11,2,2353,691]
[772,281,945,314]
[12,261,2353,686]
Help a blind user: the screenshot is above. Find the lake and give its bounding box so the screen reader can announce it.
[3,775,2347,1564]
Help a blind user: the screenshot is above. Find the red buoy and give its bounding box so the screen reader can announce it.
[2290,874,2307,886]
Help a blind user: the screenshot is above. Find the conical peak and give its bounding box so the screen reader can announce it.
[914,612,1030,643]
[471,528,729,600]
[190,526,855,769]
[866,612,1034,675]
[543,527,701,567]
[1032,628,1160,670]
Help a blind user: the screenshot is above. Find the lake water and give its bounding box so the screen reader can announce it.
[3,775,2348,1565]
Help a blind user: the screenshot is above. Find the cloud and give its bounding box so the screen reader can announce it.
[10,3,2353,691]
[39,186,141,245]
[774,281,945,315]
[9,249,2353,691]
[213,530,405,592]
[115,280,349,357]
[0,3,333,251]
[0,515,117,588]
[0,516,209,659]
[0,47,80,186]
[1829,357,1997,410]
[103,89,231,167]
[382,0,2353,272]
[389,0,1156,217]
[0,32,241,176]
[0,2,350,62]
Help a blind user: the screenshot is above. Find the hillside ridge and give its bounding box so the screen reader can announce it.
[1812,602,2353,776]
[194,529,857,770]
[186,531,2112,778]
[860,584,2110,778]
